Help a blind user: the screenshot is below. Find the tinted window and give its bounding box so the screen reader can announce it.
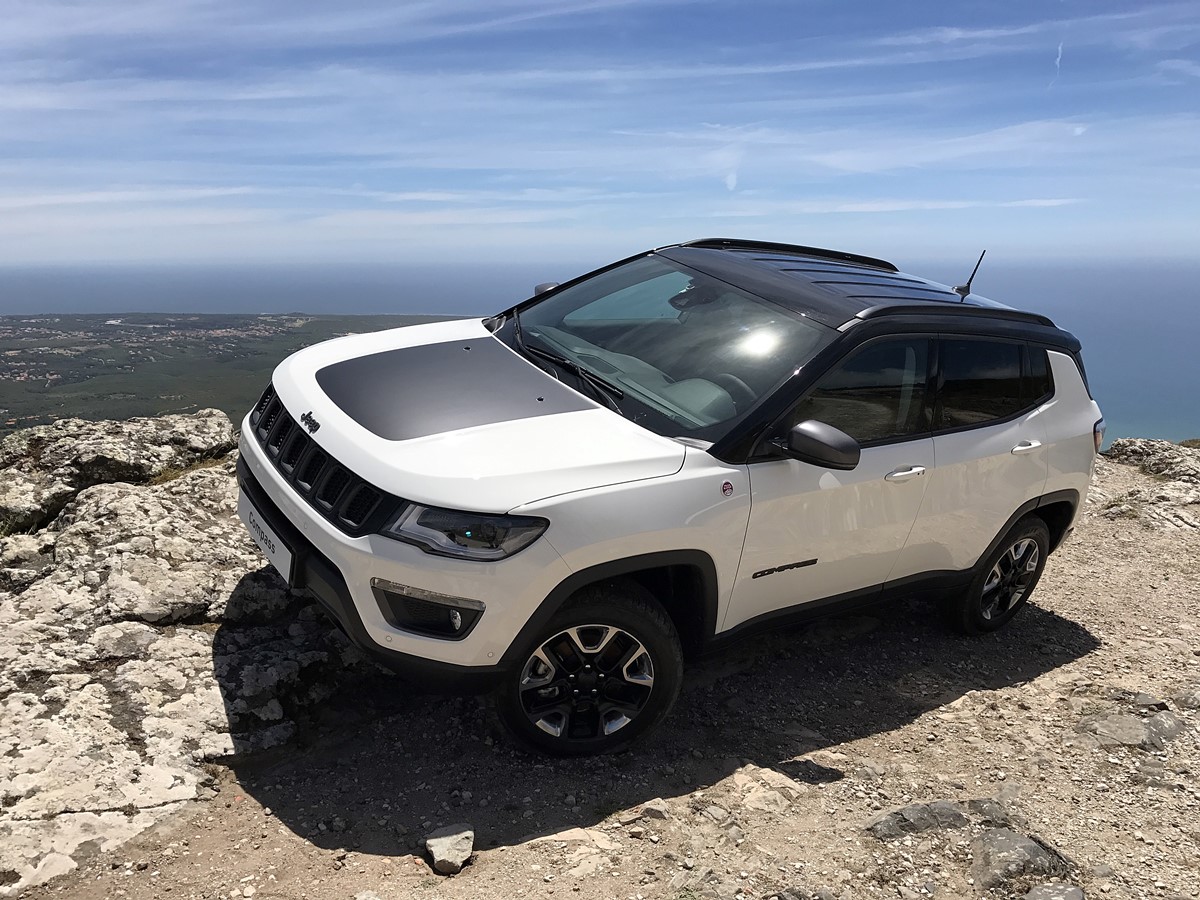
[515,256,835,439]
[562,270,689,322]
[1025,346,1052,402]
[939,339,1023,428]
[789,338,930,444]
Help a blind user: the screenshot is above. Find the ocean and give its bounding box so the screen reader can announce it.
[1,258,1197,443]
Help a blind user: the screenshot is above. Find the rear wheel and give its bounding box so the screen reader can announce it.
[495,583,683,756]
[947,516,1050,635]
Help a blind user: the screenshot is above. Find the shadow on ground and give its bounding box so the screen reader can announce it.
[213,594,1099,859]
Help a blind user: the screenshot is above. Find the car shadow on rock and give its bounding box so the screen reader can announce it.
[209,570,414,762]
[214,592,1098,860]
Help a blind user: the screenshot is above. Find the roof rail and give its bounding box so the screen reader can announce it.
[853,304,1055,328]
[678,238,898,273]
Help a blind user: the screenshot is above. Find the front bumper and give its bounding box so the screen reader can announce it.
[238,456,506,693]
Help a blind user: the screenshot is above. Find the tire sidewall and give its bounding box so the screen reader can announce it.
[960,517,1051,634]
[495,585,683,756]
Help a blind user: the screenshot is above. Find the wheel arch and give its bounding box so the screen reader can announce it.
[973,489,1079,573]
[1033,497,1077,553]
[498,551,719,668]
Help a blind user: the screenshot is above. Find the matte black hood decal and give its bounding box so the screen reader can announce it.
[316,338,592,441]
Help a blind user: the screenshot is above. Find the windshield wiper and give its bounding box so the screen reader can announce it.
[512,311,624,411]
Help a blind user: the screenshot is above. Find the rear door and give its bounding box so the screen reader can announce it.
[725,336,935,630]
[890,337,1052,581]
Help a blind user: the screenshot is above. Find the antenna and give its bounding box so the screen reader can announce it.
[953,250,987,300]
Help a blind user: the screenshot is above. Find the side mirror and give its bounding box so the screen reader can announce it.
[533,282,560,296]
[771,419,860,470]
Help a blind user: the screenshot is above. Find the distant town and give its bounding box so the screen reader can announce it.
[0,313,443,433]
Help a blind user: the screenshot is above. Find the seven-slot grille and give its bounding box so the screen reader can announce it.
[249,384,395,536]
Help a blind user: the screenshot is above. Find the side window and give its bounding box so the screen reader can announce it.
[1024,346,1053,402]
[938,339,1024,428]
[788,338,930,444]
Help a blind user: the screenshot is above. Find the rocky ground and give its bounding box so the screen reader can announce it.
[1,413,1198,900]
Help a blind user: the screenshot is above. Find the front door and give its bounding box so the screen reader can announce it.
[725,337,934,631]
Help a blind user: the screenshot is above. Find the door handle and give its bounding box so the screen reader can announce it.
[1011,440,1043,455]
[884,465,927,482]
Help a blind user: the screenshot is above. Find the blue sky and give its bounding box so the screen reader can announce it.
[1,0,1198,267]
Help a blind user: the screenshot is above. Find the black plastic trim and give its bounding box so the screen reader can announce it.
[247,384,402,537]
[709,488,1078,649]
[854,303,1055,328]
[495,550,720,670]
[677,237,898,272]
[709,583,888,649]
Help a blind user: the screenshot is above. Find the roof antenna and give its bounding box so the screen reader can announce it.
[953,250,987,301]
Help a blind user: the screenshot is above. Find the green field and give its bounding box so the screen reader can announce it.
[0,313,450,435]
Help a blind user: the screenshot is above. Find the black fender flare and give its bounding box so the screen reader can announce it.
[497,550,719,670]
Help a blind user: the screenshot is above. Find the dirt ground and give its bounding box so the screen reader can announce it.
[16,457,1200,900]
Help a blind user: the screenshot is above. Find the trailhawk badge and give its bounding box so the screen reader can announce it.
[300,411,321,433]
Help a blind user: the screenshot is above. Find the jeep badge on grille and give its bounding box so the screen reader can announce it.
[300,411,321,433]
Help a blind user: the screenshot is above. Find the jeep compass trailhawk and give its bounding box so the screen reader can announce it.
[237,239,1104,755]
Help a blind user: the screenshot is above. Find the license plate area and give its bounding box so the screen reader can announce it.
[238,490,295,583]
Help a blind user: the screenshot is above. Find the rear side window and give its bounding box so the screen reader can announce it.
[937,339,1028,429]
[789,338,930,444]
[1025,346,1052,402]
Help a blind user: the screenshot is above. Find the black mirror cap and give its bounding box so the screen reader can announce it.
[777,419,861,470]
[533,282,560,296]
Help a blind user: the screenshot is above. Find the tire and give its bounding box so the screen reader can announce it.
[947,515,1050,635]
[495,581,683,756]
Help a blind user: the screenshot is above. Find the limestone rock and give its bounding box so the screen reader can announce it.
[425,823,475,874]
[641,797,672,819]
[1024,885,1085,900]
[971,828,1069,890]
[1173,685,1200,710]
[0,414,383,896]
[866,801,969,840]
[1077,711,1185,751]
[1102,439,1200,528]
[1106,438,1200,484]
[0,408,235,534]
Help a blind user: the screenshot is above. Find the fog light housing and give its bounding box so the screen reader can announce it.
[370,578,484,640]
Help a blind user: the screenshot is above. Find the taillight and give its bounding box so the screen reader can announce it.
[1093,417,1106,453]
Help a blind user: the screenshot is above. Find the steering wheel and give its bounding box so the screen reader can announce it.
[712,373,756,409]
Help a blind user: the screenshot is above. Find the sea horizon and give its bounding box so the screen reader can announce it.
[2,258,1197,444]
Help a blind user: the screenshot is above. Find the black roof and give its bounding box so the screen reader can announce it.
[655,238,1055,329]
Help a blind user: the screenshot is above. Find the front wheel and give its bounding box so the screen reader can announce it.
[947,515,1050,635]
[495,583,683,756]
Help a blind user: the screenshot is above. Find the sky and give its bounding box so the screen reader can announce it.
[1,0,1198,271]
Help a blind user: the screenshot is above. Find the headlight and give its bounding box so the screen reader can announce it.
[381,504,549,561]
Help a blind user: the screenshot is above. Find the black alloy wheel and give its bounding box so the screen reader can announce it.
[949,515,1050,635]
[496,584,683,756]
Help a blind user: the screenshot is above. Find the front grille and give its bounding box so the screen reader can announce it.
[248,384,392,535]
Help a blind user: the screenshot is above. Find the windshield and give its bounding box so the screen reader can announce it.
[503,255,834,443]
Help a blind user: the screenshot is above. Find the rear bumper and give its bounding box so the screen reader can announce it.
[237,456,506,694]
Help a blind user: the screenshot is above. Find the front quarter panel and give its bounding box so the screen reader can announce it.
[512,449,751,629]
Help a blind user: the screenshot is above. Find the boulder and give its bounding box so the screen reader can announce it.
[866,801,969,840]
[971,828,1069,890]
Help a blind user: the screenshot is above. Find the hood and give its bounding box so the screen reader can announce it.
[270,318,686,512]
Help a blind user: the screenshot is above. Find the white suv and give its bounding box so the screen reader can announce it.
[237,239,1104,755]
